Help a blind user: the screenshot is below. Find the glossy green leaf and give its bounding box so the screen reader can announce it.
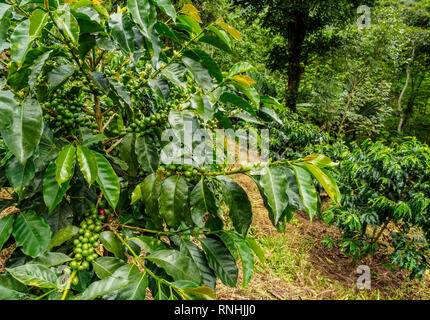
[246,237,266,264]
[180,239,216,290]
[182,56,214,91]
[291,164,318,220]
[99,231,126,261]
[0,215,14,250]
[0,90,16,130]
[1,97,43,165]
[258,166,290,225]
[56,9,80,44]
[227,62,255,77]
[190,94,215,122]
[135,135,159,174]
[220,231,254,286]
[161,63,187,90]
[0,274,28,300]
[5,157,35,197]
[43,161,70,214]
[92,256,126,280]
[80,276,131,300]
[47,64,76,89]
[159,175,189,228]
[12,211,52,258]
[111,264,148,300]
[47,225,79,250]
[109,12,135,53]
[118,133,138,177]
[139,173,164,228]
[298,162,341,204]
[206,25,233,51]
[220,92,257,117]
[76,145,98,186]
[128,0,157,38]
[6,264,58,289]
[55,145,76,187]
[29,9,48,39]
[31,252,71,267]
[177,15,202,34]
[146,249,202,284]
[200,237,238,287]
[218,176,252,236]
[94,152,120,209]
[150,0,176,20]
[0,4,12,53]
[190,179,218,227]
[10,20,31,65]
[185,49,223,83]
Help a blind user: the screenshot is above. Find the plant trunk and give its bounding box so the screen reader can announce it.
[397,45,415,133]
[285,12,307,113]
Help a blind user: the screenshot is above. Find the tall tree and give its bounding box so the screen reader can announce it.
[233,0,375,112]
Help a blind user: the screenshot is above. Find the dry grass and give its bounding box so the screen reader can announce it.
[216,174,430,300]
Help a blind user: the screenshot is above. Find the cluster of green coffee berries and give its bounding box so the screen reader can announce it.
[202,119,218,131]
[127,111,169,135]
[68,207,107,271]
[43,92,97,134]
[157,164,209,182]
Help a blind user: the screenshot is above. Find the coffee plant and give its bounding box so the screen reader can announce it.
[0,0,340,300]
[310,138,430,279]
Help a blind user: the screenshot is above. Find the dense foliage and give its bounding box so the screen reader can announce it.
[0,0,340,300]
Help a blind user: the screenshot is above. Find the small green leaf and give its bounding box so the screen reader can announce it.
[6,264,58,289]
[127,0,157,38]
[159,175,189,229]
[80,276,131,300]
[291,164,318,220]
[43,161,70,214]
[99,231,126,261]
[12,211,52,258]
[146,249,202,284]
[55,145,76,187]
[56,9,80,44]
[76,145,98,186]
[92,256,126,280]
[0,215,15,250]
[1,97,43,165]
[0,90,16,130]
[298,162,341,204]
[0,274,28,300]
[150,0,176,21]
[6,157,35,198]
[258,166,291,225]
[200,237,238,287]
[218,176,252,236]
[29,9,49,39]
[10,20,31,65]
[180,239,216,290]
[135,135,159,174]
[47,225,79,250]
[31,252,71,267]
[94,152,120,209]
